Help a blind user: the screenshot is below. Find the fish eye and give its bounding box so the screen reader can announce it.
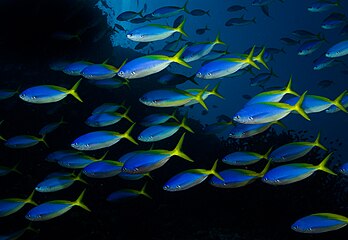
[163,185,169,190]
[140,35,144,38]
[242,132,246,135]
[118,71,124,76]
[248,116,253,121]
[207,73,212,76]
[127,34,132,38]
[175,185,180,189]
[131,71,135,75]
[134,167,138,172]
[234,115,240,120]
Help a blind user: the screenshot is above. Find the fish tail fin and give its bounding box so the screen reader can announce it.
[69,78,83,102]
[214,32,225,45]
[263,146,273,159]
[171,133,194,162]
[175,18,188,37]
[75,189,91,212]
[273,120,287,128]
[59,116,68,125]
[188,74,199,85]
[26,190,37,206]
[209,159,224,181]
[332,90,348,113]
[253,46,269,70]
[292,91,311,121]
[140,182,152,199]
[144,172,153,180]
[180,114,194,133]
[317,153,337,176]
[123,78,131,89]
[12,161,22,175]
[122,123,138,145]
[171,108,179,122]
[122,106,134,123]
[171,45,191,68]
[117,59,128,72]
[252,17,256,24]
[210,81,224,99]
[76,171,88,184]
[120,100,127,110]
[39,135,49,148]
[182,0,190,13]
[314,132,328,151]
[259,160,271,177]
[246,45,260,70]
[98,151,109,160]
[193,85,209,110]
[0,135,6,141]
[284,76,300,97]
[26,223,40,234]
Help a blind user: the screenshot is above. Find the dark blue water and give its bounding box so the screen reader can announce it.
[0,0,347,239]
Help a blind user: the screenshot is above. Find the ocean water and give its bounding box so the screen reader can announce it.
[0,0,347,239]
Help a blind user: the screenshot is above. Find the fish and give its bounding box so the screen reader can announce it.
[225,15,256,26]
[89,78,129,89]
[140,109,178,126]
[19,79,82,103]
[321,12,346,29]
[71,123,138,151]
[245,76,299,105]
[130,17,147,24]
[62,61,92,76]
[338,162,348,175]
[139,86,208,110]
[280,37,300,46]
[117,9,144,21]
[0,161,21,176]
[138,115,193,142]
[317,80,334,88]
[35,172,87,192]
[313,54,342,70]
[39,117,66,136]
[4,135,48,149]
[121,133,193,174]
[85,107,133,127]
[223,147,273,166]
[83,160,123,178]
[326,39,348,58]
[117,45,191,79]
[163,159,223,191]
[45,150,82,162]
[229,121,286,138]
[151,1,189,19]
[250,68,278,87]
[0,191,37,217]
[196,46,267,79]
[292,213,348,233]
[182,34,225,62]
[80,60,127,80]
[0,88,19,100]
[195,25,210,35]
[233,92,310,124]
[203,121,235,135]
[157,72,197,86]
[227,5,247,12]
[107,183,152,202]
[92,102,126,115]
[190,9,210,16]
[25,189,90,221]
[51,31,81,41]
[291,29,321,39]
[252,0,284,6]
[135,42,150,50]
[283,91,348,114]
[58,151,108,169]
[262,153,336,185]
[268,132,327,163]
[126,18,187,42]
[297,39,325,56]
[308,1,341,12]
[0,223,39,240]
[210,161,270,188]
